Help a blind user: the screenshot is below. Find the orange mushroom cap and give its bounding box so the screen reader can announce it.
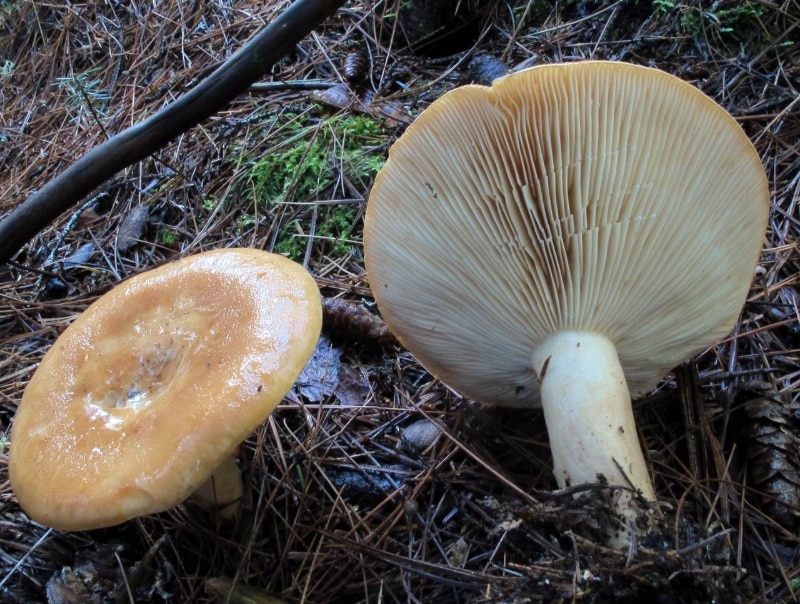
[9,248,321,531]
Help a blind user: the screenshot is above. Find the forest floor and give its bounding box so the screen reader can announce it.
[1,0,799,602]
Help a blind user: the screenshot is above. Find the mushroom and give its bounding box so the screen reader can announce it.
[364,61,769,542]
[9,248,321,531]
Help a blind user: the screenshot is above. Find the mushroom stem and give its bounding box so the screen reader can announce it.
[190,454,244,519]
[532,331,655,525]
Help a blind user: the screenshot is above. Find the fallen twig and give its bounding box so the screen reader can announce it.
[0,0,347,267]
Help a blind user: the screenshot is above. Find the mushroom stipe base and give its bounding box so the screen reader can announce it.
[533,331,657,546]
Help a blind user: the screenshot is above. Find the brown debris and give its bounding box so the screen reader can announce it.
[115,204,150,253]
[205,577,289,604]
[321,296,398,350]
[736,382,800,529]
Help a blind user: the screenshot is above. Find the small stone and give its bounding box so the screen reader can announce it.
[399,419,441,453]
[467,53,510,86]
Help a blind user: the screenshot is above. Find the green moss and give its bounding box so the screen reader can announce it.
[710,3,768,34]
[248,113,385,208]
[243,112,385,260]
[652,0,675,17]
[273,206,359,262]
[317,206,358,256]
[159,229,180,246]
[274,223,306,261]
[651,0,770,41]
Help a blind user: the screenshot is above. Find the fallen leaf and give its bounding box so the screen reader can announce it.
[296,335,370,405]
[116,204,150,252]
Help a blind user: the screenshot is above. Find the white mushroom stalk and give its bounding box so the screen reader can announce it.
[532,331,653,500]
[190,454,245,518]
[364,61,769,547]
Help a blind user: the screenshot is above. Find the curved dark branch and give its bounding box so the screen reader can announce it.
[0,0,347,266]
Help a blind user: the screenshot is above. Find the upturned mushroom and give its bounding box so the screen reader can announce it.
[364,61,769,542]
[9,248,321,531]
